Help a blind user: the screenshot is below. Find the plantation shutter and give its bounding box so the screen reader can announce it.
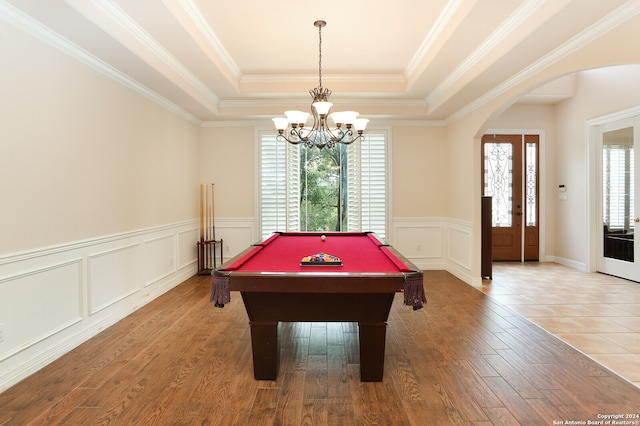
[286,141,301,232]
[260,130,387,239]
[346,142,361,232]
[603,144,634,231]
[360,132,387,239]
[259,132,300,238]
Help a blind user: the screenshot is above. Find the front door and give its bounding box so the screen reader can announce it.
[482,134,539,261]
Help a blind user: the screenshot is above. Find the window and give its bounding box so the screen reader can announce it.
[525,141,538,227]
[603,140,634,231]
[259,130,388,239]
[483,142,513,227]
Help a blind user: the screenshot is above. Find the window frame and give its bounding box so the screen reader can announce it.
[255,127,392,240]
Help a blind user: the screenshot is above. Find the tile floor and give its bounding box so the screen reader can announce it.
[479,262,640,388]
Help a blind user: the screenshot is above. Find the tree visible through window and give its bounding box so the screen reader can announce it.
[300,144,348,231]
[259,131,388,239]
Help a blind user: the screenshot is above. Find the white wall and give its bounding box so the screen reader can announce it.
[444,10,640,280]
[553,65,640,267]
[390,126,468,276]
[0,19,200,391]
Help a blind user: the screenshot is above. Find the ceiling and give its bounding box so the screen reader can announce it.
[1,0,637,124]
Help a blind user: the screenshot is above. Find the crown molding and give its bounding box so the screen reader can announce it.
[426,0,543,106]
[218,97,427,108]
[0,0,201,124]
[446,0,640,125]
[78,0,220,106]
[405,0,467,78]
[586,104,640,126]
[240,73,407,86]
[200,118,445,128]
[175,0,241,80]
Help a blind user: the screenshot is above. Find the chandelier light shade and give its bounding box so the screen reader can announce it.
[272,20,368,149]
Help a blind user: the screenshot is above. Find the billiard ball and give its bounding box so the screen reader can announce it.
[321,235,326,241]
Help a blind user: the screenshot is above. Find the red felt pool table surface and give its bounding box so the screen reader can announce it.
[211,232,425,382]
[226,231,411,273]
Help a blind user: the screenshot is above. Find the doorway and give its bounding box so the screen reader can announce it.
[481,134,540,261]
[596,116,640,281]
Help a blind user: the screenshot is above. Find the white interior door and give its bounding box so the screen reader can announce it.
[597,116,640,281]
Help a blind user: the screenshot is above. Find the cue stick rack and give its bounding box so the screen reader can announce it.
[197,183,223,275]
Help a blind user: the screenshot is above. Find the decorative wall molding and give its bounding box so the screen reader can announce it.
[447,1,640,124]
[0,0,200,124]
[391,217,472,283]
[0,215,474,392]
[0,259,83,363]
[212,216,474,280]
[0,220,199,392]
[88,243,141,315]
[142,233,178,287]
[446,218,473,270]
[212,217,257,261]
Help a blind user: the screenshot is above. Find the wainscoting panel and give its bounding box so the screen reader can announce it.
[392,218,446,270]
[446,219,473,283]
[178,228,199,270]
[143,234,176,287]
[88,243,141,315]
[391,217,472,282]
[214,218,257,262]
[447,220,472,270]
[0,260,83,363]
[0,220,199,392]
[394,223,442,262]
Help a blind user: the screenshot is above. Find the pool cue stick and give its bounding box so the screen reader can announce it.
[208,183,213,267]
[206,187,210,239]
[211,183,216,240]
[208,184,215,268]
[198,184,204,272]
[205,184,209,267]
[199,184,205,242]
[211,184,216,266]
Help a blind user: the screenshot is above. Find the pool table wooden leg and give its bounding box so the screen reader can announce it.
[249,321,279,380]
[358,321,387,382]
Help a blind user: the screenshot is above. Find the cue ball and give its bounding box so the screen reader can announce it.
[321,235,326,241]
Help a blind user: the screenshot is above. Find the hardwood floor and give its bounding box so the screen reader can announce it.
[1,269,640,425]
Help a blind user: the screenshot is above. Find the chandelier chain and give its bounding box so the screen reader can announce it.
[317,23,322,89]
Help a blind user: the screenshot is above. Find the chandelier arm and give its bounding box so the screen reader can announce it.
[276,135,304,144]
[317,116,361,145]
[305,106,322,137]
[323,125,348,141]
[278,126,363,147]
[338,134,364,145]
[275,129,305,144]
[322,124,360,144]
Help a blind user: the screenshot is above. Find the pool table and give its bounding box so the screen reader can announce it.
[211,231,425,382]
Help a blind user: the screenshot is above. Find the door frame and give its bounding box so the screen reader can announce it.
[587,106,640,275]
[484,128,546,262]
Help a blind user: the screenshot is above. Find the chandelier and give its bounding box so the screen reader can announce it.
[272,20,368,149]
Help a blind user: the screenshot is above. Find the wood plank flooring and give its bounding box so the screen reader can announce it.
[1,270,640,425]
